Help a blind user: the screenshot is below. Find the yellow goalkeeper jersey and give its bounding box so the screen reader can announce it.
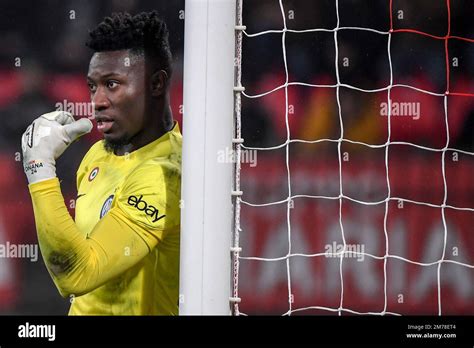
[28,122,182,315]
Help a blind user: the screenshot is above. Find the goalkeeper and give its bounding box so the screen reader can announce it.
[21,12,181,315]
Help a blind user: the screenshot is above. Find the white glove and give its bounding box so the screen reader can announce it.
[22,111,93,184]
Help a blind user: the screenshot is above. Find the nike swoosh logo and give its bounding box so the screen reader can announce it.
[76,194,86,199]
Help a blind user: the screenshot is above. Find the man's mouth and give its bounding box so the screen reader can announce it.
[97,120,114,133]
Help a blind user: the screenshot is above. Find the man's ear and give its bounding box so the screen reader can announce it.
[151,70,168,97]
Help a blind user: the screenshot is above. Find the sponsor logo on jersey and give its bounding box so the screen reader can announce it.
[127,195,165,223]
[100,195,114,219]
[88,167,99,181]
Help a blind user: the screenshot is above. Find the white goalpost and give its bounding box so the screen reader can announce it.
[179,0,236,315]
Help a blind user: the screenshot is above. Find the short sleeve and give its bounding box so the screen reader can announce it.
[112,160,181,244]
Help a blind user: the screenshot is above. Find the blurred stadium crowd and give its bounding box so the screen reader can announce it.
[241,0,474,150]
[0,0,472,314]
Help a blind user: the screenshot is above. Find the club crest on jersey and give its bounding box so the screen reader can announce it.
[88,167,99,181]
[100,195,114,219]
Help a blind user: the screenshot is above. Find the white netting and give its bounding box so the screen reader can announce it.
[232,0,474,316]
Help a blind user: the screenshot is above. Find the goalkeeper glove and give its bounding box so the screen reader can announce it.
[21,111,93,184]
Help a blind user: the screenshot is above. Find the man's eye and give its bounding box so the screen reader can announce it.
[107,81,119,89]
[88,84,96,92]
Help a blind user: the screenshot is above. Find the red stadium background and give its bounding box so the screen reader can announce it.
[237,155,474,315]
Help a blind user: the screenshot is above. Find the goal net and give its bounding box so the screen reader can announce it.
[230,0,474,315]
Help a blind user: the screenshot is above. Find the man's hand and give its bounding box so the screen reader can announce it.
[21,111,93,184]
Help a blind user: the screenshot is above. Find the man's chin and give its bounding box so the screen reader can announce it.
[103,134,130,154]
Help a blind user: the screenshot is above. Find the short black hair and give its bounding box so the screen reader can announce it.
[86,11,172,78]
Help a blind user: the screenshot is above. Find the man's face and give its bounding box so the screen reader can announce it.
[87,50,147,152]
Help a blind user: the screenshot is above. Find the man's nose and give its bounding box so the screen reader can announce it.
[92,87,110,110]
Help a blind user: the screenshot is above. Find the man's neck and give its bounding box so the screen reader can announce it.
[114,108,174,156]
